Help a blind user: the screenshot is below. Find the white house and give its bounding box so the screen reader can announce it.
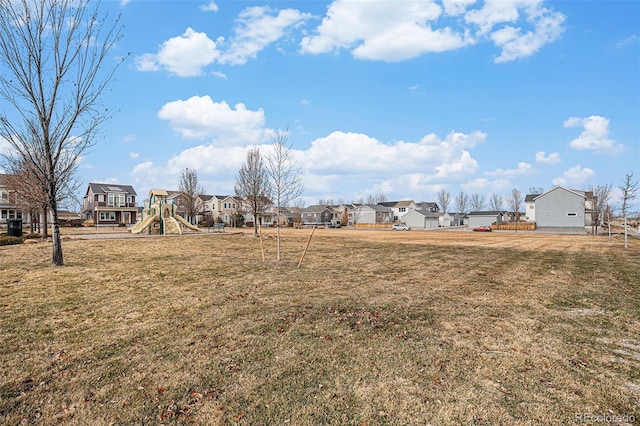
[378,200,417,221]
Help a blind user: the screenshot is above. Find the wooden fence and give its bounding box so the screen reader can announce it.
[491,222,537,231]
[354,223,393,229]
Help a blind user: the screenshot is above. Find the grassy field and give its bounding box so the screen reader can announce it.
[0,229,638,425]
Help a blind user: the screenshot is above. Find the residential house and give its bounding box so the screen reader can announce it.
[467,211,506,228]
[301,205,340,226]
[525,194,537,222]
[82,183,138,226]
[197,194,239,225]
[438,212,452,227]
[237,196,275,227]
[0,174,24,225]
[348,204,393,225]
[533,186,593,229]
[450,212,466,226]
[416,201,440,213]
[402,209,440,229]
[378,200,417,221]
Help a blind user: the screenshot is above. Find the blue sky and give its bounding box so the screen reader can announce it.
[20,1,640,208]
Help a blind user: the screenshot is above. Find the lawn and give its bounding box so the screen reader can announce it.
[0,229,638,425]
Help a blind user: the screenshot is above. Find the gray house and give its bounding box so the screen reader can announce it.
[349,204,393,225]
[534,186,591,229]
[467,211,505,228]
[402,209,439,229]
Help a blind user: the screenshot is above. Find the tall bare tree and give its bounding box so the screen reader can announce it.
[0,0,126,265]
[454,191,469,213]
[588,184,612,235]
[437,189,450,213]
[178,168,205,224]
[489,192,503,211]
[266,129,303,261]
[235,147,270,236]
[506,188,523,231]
[619,172,638,249]
[470,193,486,211]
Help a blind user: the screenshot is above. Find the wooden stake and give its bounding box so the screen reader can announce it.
[258,222,266,262]
[298,226,316,268]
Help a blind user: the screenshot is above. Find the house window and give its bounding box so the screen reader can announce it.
[0,190,7,202]
[119,194,125,207]
[98,194,104,202]
[1,210,6,219]
[99,211,116,221]
[108,193,114,206]
[566,212,577,217]
[127,195,133,204]
[529,203,534,209]
[399,207,406,212]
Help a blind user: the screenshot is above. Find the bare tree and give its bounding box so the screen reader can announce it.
[588,184,612,235]
[454,191,469,213]
[489,192,503,211]
[437,189,450,213]
[529,187,544,195]
[0,0,126,265]
[266,129,303,261]
[178,168,205,224]
[619,172,638,249]
[470,193,486,211]
[235,147,270,236]
[506,188,523,231]
[366,193,387,204]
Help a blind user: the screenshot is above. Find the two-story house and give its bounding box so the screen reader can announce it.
[82,183,138,226]
[197,194,239,225]
[0,174,23,225]
[378,200,418,221]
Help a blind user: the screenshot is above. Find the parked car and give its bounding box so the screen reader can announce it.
[473,226,492,232]
[392,224,410,231]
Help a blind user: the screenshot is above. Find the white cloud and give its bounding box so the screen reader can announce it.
[442,0,476,16]
[200,1,218,12]
[617,34,638,48]
[123,134,136,143]
[129,129,487,204]
[301,0,564,62]
[535,151,561,164]
[564,115,624,154]
[490,8,566,63]
[485,162,534,177]
[129,152,139,159]
[135,28,219,77]
[300,0,471,62]
[157,95,268,145]
[552,165,596,187]
[219,7,312,65]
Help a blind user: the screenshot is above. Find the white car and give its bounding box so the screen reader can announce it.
[392,224,410,231]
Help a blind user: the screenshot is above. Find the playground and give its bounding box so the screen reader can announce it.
[129,189,199,235]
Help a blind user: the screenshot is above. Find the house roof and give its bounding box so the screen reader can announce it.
[87,182,137,196]
[467,210,505,216]
[353,204,393,213]
[303,204,334,213]
[524,194,538,202]
[404,210,439,219]
[377,200,415,208]
[533,186,587,201]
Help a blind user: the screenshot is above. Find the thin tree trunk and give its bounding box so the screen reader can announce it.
[49,192,63,265]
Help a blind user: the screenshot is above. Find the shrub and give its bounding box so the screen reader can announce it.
[0,236,23,246]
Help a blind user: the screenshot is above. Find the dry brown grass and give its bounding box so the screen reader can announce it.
[0,228,639,425]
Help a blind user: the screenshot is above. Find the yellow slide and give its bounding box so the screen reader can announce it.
[129,214,157,234]
[173,214,200,231]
